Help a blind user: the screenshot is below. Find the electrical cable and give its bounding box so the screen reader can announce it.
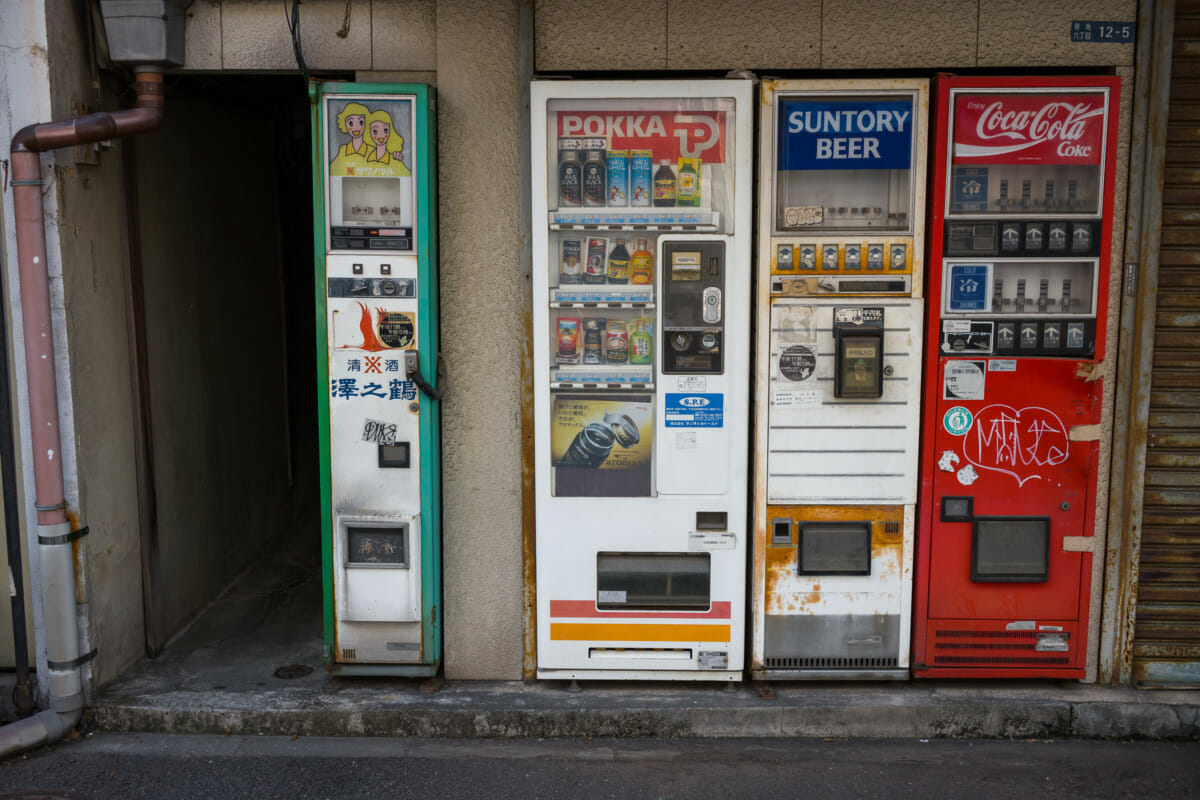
[283,0,311,86]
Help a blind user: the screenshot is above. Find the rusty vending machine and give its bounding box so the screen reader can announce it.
[312,82,442,675]
[531,79,754,680]
[912,76,1120,678]
[751,80,929,679]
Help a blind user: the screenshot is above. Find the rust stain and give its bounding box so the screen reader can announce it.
[520,270,537,680]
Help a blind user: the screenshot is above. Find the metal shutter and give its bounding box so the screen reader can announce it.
[1132,0,1200,686]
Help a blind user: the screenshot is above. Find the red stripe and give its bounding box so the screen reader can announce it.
[550,600,732,620]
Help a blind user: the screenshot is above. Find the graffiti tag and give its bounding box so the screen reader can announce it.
[961,404,1070,486]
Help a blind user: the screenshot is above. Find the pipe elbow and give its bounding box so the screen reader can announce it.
[11,123,39,152]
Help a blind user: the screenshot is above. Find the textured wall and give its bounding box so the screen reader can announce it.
[434,0,525,680]
[535,0,1137,70]
[184,0,437,72]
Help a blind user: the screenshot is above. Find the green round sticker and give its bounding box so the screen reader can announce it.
[943,406,973,436]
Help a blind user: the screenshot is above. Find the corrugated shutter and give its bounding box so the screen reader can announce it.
[1132,1,1200,686]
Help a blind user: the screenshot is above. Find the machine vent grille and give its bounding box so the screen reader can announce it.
[342,648,356,660]
[764,656,899,669]
[884,522,901,535]
[935,630,1038,640]
[932,629,1071,664]
[933,656,1071,665]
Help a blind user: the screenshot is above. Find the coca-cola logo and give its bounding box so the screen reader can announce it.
[954,93,1107,164]
[975,101,1101,157]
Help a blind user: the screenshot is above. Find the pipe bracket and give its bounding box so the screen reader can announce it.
[38,526,88,546]
[47,648,97,671]
[49,691,84,713]
[10,178,44,186]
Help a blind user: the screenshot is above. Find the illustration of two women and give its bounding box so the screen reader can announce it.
[329,102,412,177]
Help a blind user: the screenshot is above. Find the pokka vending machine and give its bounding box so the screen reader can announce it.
[751,79,929,679]
[913,76,1119,678]
[312,82,441,675]
[531,79,753,680]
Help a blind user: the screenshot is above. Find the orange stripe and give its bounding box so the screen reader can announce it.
[550,622,731,643]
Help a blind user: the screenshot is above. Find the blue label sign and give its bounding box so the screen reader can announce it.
[948,264,990,312]
[777,99,914,171]
[664,393,724,428]
[951,167,989,213]
[1071,21,1135,42]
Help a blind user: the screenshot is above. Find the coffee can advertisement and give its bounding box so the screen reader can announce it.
[550,397,652,499]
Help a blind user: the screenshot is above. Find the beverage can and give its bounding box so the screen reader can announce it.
[582,151,606,207]
[557,138,582,208]
[630,150,653,207]
[629,319,652,365]
[584,237,608,284]
[606,150,629,206]
[583,318,605,364]
[556,317,581,364]
[560,238,583,284]
[605,320,628,364]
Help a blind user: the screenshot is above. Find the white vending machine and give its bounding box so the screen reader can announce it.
[531,79,754,680]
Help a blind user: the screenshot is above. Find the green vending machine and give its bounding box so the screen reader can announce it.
[312,82,441,675]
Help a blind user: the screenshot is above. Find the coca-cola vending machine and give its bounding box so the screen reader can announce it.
[913,76,1120,678]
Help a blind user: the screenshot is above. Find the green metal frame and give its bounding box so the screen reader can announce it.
[310,81,441,676]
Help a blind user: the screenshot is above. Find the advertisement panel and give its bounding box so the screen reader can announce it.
[777,98,915,171]
[951,93,1107,165]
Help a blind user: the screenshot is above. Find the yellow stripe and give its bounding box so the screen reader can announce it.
[550,622,731,643]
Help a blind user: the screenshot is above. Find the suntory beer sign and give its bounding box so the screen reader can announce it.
[556,111,728,162]
[777,98,915,171]
[952,92,1106,165]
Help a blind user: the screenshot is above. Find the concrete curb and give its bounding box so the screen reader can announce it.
[87,683,1200,741]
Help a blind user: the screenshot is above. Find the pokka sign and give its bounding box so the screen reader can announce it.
[952,93,1108,165]
[556,111,728,162]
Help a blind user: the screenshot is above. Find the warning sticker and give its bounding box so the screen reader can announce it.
[779,345,817,381]
[772,390,820,408]
[943,360,986,400]
[664,393,724,428]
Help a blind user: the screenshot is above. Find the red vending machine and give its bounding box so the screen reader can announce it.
[913,76,1120,678]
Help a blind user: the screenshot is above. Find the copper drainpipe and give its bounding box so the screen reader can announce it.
[0,67,163,759]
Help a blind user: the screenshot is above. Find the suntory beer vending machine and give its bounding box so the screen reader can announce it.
[531,79,753,680]
[312,82,442,675]
[751,79,929,680]
[913,76,1119,678]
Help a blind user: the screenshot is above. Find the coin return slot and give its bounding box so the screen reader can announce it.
[596,552,710,610]
[798,522,871,575]
[771,518,793,545]
[696,511,727,531]
[972,517,1050,582]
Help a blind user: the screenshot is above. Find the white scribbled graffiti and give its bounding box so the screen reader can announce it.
[960,404,1070,486]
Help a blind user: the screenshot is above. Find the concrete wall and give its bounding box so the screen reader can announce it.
[535,0,1137,70]
[132,92,293,646]
[45,0,143,690]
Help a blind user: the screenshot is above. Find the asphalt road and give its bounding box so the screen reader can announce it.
[1,733,1198,799]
